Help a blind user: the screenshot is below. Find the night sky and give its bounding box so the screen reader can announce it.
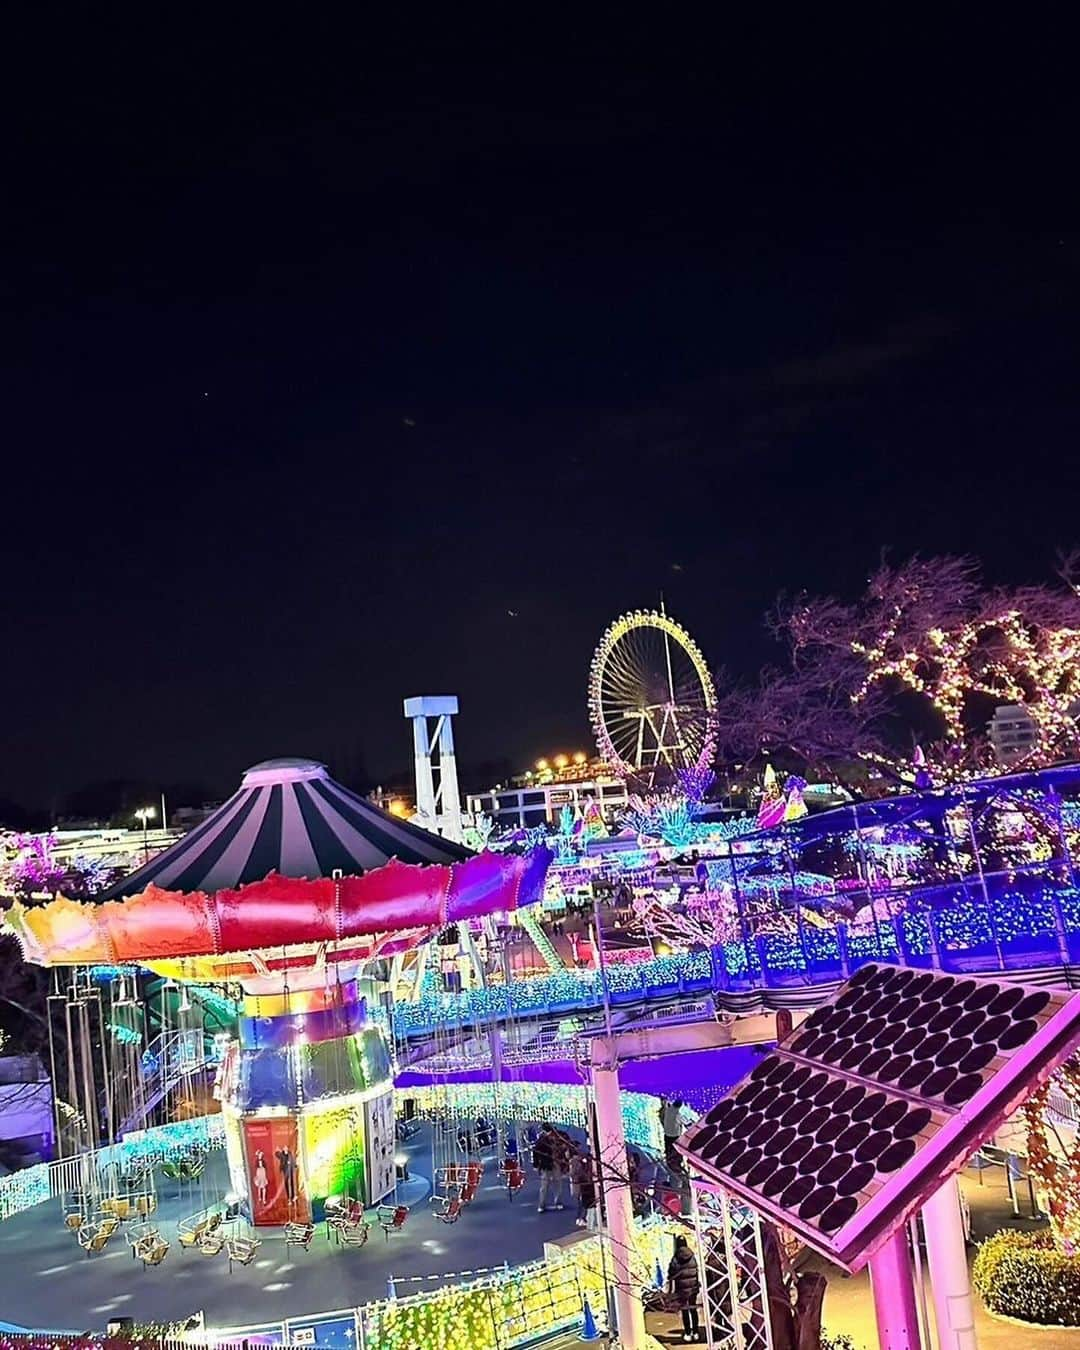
[4,18,1079,816]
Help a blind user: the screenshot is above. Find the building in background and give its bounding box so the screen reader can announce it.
[466,753,629,830]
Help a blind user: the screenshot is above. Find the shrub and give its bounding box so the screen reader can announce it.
[973,1228,1080,1326]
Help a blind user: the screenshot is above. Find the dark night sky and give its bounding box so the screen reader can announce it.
[3,16,1079,814]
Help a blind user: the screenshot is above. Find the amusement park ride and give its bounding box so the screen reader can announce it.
[6,758,550,1231]
[3,607,1080,1348]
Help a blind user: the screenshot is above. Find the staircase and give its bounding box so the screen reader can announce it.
[118,1029,216,1137]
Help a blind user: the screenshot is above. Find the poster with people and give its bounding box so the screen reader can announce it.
[244,1117,309,1225]
[364,1090,396,1204]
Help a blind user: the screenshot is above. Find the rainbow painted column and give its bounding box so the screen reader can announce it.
[216,972,394,1226]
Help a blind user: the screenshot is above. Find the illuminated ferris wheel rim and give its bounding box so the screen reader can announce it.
[588,607,718,780]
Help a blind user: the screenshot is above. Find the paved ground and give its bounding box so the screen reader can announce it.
[0,1129,583,1334]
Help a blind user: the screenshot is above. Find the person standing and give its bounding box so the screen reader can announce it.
[570,1147,598,1229]
[668,1235,702,1342]
[660,1098,685,1168]
[532,1122,560,1212]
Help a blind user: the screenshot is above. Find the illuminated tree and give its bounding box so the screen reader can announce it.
[717,555,1080,784]
[1024,1055,1080,1254]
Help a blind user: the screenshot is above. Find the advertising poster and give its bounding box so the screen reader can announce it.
[303,1104,365,1213]
[243,1116,309,1225]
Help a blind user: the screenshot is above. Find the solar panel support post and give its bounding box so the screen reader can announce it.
[921,1178,976,1350]
[868,1227,922,1350]
[590,1043,647,1349]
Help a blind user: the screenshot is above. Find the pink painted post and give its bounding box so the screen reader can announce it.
[868,1228,922,1350]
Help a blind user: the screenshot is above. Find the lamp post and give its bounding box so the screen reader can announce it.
[134,806,155,861]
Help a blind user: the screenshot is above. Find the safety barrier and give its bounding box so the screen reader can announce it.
[0,1115,226,1223]
[394,882,1080,1037]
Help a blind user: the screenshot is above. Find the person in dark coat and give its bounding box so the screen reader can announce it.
[668,1235,702,1342]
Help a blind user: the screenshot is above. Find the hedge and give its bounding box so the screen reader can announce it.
[973,1228,1080,1326]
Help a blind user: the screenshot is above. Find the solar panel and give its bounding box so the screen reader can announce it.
[677,964,1080,1271]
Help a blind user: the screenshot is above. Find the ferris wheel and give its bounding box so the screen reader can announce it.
[588,605,718,787]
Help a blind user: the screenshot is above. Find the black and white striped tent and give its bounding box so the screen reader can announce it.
[102,758,469,899]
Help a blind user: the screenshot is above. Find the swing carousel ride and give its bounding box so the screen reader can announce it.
[4,758,551,1245]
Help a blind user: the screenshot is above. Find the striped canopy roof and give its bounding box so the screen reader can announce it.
[102,758,470,900]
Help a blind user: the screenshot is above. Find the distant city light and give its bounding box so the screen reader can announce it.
[572,751,587,765]
[536,758,549,771]
[554,754,569,769]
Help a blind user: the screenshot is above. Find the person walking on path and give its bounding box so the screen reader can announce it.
[570,1148,598,1229]
[668,1235,702,1342]
[533,1123,566,1212]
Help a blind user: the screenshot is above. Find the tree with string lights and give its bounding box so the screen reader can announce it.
[716,553,1080,787]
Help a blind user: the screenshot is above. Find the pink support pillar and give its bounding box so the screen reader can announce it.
[922,1178,977,1350]
[868,1228,922,1350]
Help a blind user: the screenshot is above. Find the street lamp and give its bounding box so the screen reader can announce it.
[134,806,155,860]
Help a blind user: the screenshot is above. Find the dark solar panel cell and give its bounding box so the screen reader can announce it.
[815,1079,847,1108]
[787,1065,814,1093]
[712,1140,745,1170]
[937,1038,973,1068]
[816,1115,849,1145]
[989,987,1025,1016]
[873,1022,907,1049]
[1014,992,1051,1020]
[942,979,977,1006]
[762,1164,797,1197]
[998,1019,1039,1051]
[782,1137,814,1166]
[749,1121,776,1150]
[907,973,936,998]
[798,1107,832,1136]
[693,1126,718,1154]
[854,1132,891,1163]
[964,983,999,1012]
[952,1012,983,1040]
[848,965,877,987]
[765,1126,797,1157]
[840,1043,873,1071]
[780,1176,815,1208]
[705,1100,735,1126]
[765,1093,794,1122]
[875,1101,908,1131]
[853,1091,888,1122]
[730,1148,762,1177]
[929,1005,963,1034]
[823,1038,854,1065]
[799,1144,834,1175]
[917,1032,949,1061]
[894,998,920,1024]
[819,1195,860,1231]
[898,1060,934,1091]
[895,1027,925,1055]
[836,1162,875,1196]
[819,1153,854,1186]
[804,1071,831,1098]
[877,1139,917,1172]
[861,1049,891,1076]
[974,1015,1010,1046]
[908,1002,940,1028]
[835,1085,866,1114]
[922,1068,957,1097]
[944,1074,983,1106]
[802,1007,832,1030]
[958,1044,996,1074]
[782,1101,809,1129]
[770,1059,796,1085]
[751,1056,779,1081]
[894,1107,932,1138]
[836,1122,870,1152]
[747,1158,778,1189]
[799,1185,836,1220]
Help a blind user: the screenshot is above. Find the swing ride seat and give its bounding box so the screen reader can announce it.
[504,1167,527,1200]
[198,1228,227,1256]
[226,1236,261,1271]
[64,1213,84,1231]
[337,1219,371,1248]
[128,1221,159,1257]
[285,1222,315,1250]
[177,1212,213,1249]
[459,1182,477,1205]
[434,1197,463,1224]
[141,1239,170,1268]
[101,1195,134,1220]
[378,1204,409,1239]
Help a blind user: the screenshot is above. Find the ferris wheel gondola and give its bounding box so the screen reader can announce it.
[588,605,717,788]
